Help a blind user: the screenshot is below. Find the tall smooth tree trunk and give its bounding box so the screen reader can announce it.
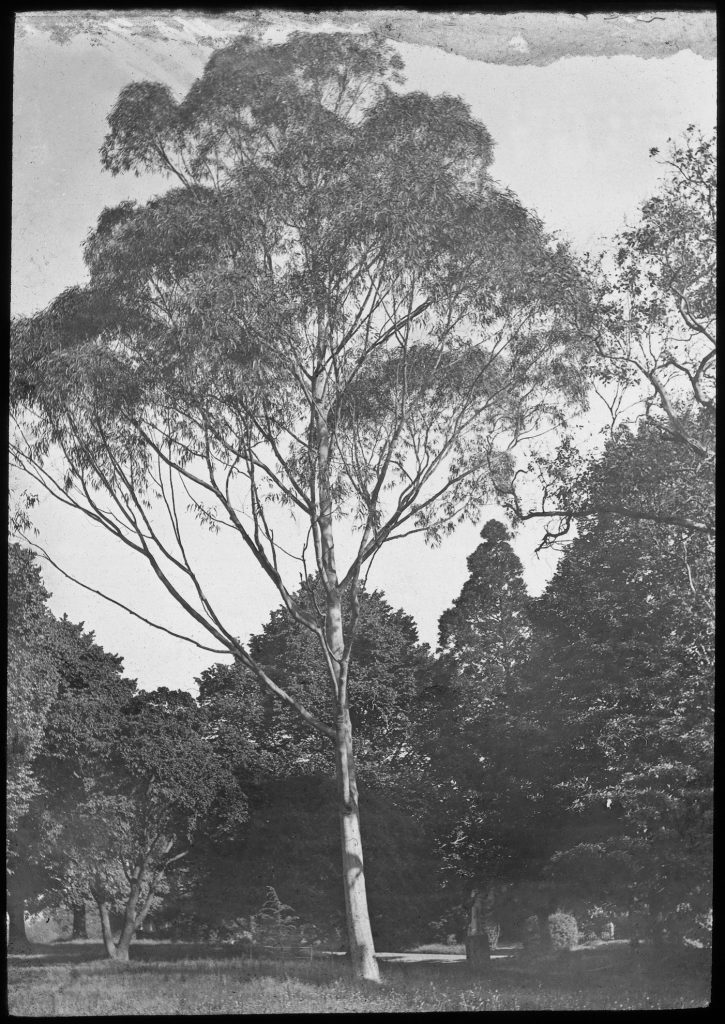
[313,375,380,984]
[334,706,380,983]
[71,903,88,939]
[7,890,32,952]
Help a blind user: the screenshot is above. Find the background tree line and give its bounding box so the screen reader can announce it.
[8,398,712,954]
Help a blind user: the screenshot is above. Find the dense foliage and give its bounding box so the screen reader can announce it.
[7,544,65,949]
[422,522,563,909]
[183,585,441,948]
[7,571,245,960]
[530,422,714,942]
[7,544,62,835]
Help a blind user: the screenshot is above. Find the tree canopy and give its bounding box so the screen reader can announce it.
[9,32,590,978]
[10,30,587,675]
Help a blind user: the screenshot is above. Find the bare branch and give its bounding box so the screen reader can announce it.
[19,534,231,654]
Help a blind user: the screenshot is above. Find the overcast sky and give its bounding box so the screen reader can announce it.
[11,12,716,691]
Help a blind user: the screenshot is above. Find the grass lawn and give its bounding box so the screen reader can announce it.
[7,939,711,1014]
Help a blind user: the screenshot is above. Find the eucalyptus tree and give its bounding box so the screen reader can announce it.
[496,127,716,546]
[607,127,716,455]
[10,32,587,979]
[36,679,244,961]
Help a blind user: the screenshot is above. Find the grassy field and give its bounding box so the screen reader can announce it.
[7,939,711,1014]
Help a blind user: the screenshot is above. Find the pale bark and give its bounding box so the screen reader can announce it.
[96,898,122,960]
[314,368,380,984]
[335,706,380,982]
[92,841,182,959]
[116,884,141,961]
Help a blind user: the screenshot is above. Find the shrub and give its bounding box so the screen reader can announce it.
[249,888,318,951]
[548,912,578,950]
[522,913,578,952]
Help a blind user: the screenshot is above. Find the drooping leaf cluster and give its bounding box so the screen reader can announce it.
[610,126,716,420]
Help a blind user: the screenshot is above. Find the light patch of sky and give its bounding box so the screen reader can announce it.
[397,43,716,255]
[10,26,715,692]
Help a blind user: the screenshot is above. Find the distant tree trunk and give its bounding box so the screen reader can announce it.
[466,931,491,968]
[6,889,32,952]
[335,705,380,983]
[71,903,88,939]
[466,887,496,969]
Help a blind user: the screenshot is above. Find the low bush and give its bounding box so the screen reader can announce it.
[522,912,578,952]
[548,913,578,951]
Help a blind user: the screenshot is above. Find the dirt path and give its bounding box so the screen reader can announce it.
[377,950,514,964]
[321,947,518,965]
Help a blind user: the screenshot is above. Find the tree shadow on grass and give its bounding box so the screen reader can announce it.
[8,942,474,992]
[7,941,254,968]
[9,939,709,999]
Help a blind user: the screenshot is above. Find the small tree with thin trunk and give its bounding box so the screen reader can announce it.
[10,32,588,979]
[41,687,244,961]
